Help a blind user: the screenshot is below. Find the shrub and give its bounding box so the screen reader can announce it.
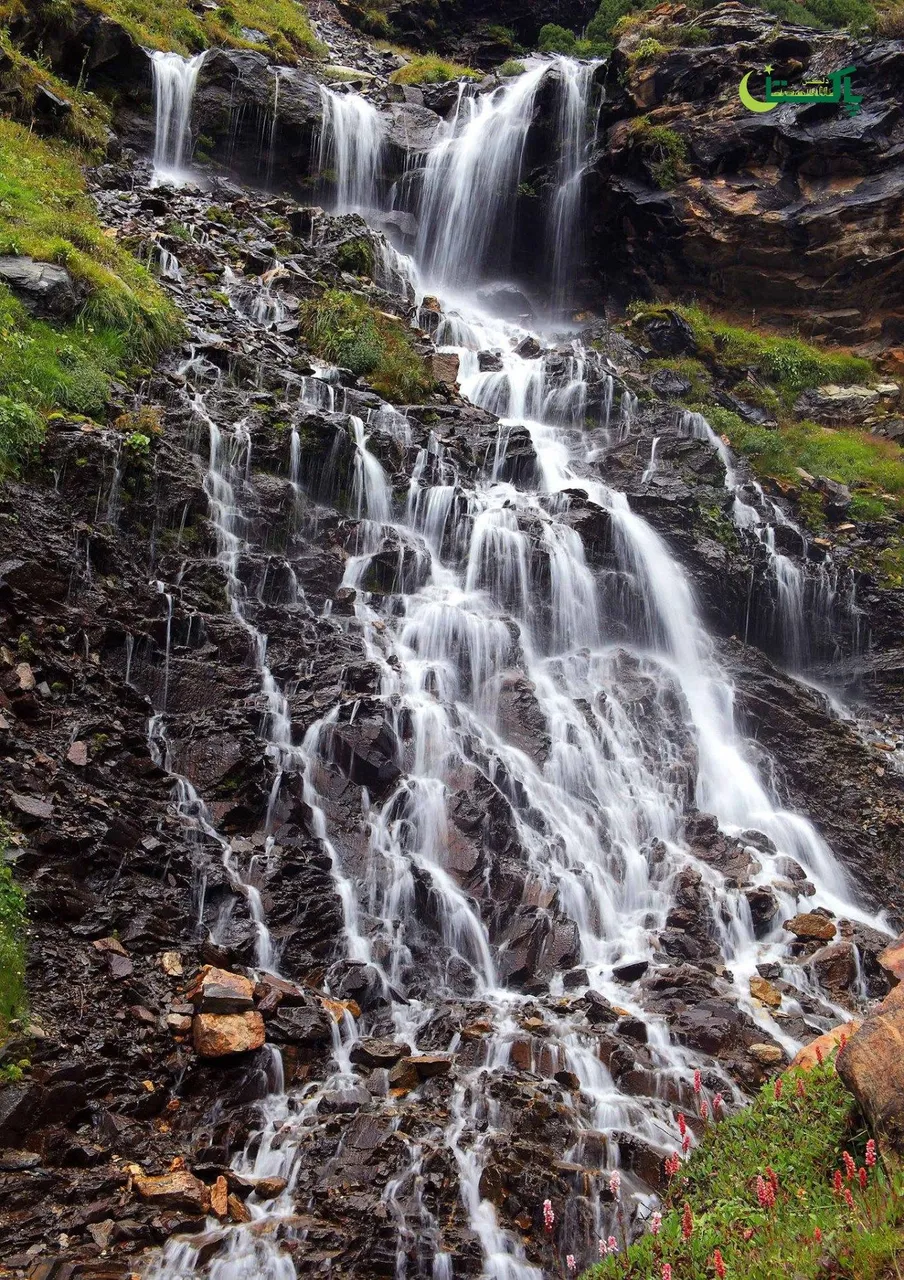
[389,54,481,84]
[498,58,527,76]
[538,22,578,51]
[586,0,637,43]
[298,289,434,403]
[630,35,666,63]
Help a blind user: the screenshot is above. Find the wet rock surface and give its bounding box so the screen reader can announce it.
[1,12,904,1279]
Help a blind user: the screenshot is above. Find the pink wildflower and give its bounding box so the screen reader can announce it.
[682,1133,691,1156]
[662,1266,672,1280]
[599,1239,607,1259]
[542,1199,554,1233]
[833,1170,843,1195]
[650,1211,662,1237]
[756,1175,775,1210]
[566,1255,576,1273]
[607,1236,618,1255]
[664,1153,680,1178]
[609,1169,621,1199]
[677,1112,688,1138]
[815,1044,824,1065]
[814,1227,822,1243]
[773,1078,783,1102]
[796,1077,806,1099]
[843,1151,856,1182]
[865,1138,877,1167]
[859,1167,867,1191]
[712,1092,724,1117]
[694,1068,702,1095]
[682,1202,694,1240]
[766,1167,779,1193]
[700,1099,709,1120]
[844,1187,855,1211]
[713,1247,727,1279]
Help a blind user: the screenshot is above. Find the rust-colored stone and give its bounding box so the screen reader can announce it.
[783,913,837,942]
[133,1170,210,1213]
[789,1021,861,1073]
[878,933,904,987]
[193,1011,265,1058]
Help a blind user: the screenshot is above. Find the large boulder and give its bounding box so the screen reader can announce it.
[837,986,904,1156]
[0,257,83,319]
[193,1011,266,1058]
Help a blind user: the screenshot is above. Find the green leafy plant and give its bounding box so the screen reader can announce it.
[336,237,376,277]
[498,58,527,76]
[629,36,666,64]
[538,22,579,51]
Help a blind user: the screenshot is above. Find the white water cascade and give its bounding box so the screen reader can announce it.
[317,85,385,213]
[142,55,889,1280]
[150,50,207,182]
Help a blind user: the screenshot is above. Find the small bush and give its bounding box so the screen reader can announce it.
[586,0,637,43]
[298,289,434,403]
[498,58,527,76]
[389,54,481,84]
[629,35,666,63]
[538,22,578,51]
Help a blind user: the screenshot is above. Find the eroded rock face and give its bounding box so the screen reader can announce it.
[0,256,83,319]
[590,5,904,345]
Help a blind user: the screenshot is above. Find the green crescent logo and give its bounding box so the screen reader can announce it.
[738,71,778,113]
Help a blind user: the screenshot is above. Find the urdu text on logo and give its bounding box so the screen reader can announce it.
[739,65,863,116]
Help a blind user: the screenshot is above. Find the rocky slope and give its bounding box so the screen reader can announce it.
[1,4,904,1279]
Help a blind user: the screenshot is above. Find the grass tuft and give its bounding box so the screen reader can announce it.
[298,288,435,403]
[389,53,481,84]
[1,0,326,62]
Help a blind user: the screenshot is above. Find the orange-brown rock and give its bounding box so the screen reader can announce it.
[789,1021,861,1073]
[783,913,837,943]
[193,1011,265,1058]
[188,966,255,1013]
[837,986,904,1157]
[133,1170,210,1213]
[210,1175,228,1218]
[878,933,904,987]
[228,1192,252,1223]
[749,976,782,1008]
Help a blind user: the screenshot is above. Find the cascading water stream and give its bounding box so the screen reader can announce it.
[143,56,890,1280]
[150,50,207,182]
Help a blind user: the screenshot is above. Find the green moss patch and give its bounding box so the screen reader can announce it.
[0,824,26,1036]
[583,1061,904,1280]
[298,288,435,403]
[1,0,326,62]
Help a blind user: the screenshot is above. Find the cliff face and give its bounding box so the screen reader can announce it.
[588,6,904,350]
[1,4,904,1279]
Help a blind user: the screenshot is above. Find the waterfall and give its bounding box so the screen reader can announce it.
[150,50,207,182]
[411,58,600,303]
[143,58,889,1280]
[317,85,385,213]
